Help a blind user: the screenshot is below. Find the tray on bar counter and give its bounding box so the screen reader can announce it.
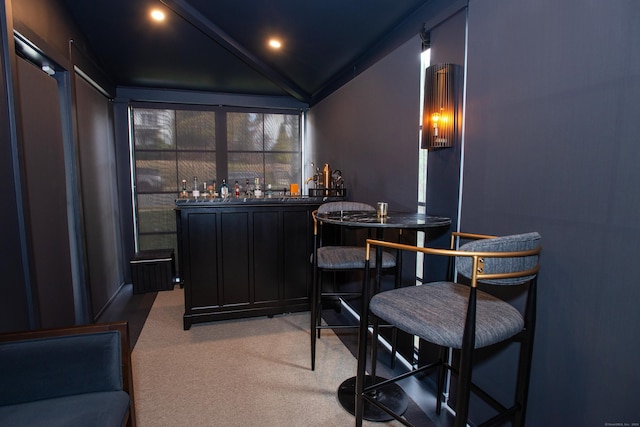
[308,188,347,197]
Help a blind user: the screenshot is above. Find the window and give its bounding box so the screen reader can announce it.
[131,105,302,255]
[415,48,431,284]
[418,48,431,213]
[227,112,301,188]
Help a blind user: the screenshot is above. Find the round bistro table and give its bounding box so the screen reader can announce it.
[315,210,451,422]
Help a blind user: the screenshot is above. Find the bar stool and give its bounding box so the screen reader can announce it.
[355,231,541,427]
[310,201,400,371]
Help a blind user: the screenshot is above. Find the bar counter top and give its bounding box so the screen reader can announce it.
[175,195,344,207]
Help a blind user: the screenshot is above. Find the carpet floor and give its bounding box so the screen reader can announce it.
[132,288,406,426]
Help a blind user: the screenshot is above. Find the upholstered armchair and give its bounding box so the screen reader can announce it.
[0,321,136,427]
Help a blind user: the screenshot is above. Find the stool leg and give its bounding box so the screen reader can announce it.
[514,278,537,427]
[390,327,398,370]
[317,272,323,339]
[454,288,477,427]
[390,250,402,369]
[454,349,473,427]
[513,331,533,427]
[371,316,380,379]
[436,346,449,415]
[310,265,319,371]
[355,262,373,427]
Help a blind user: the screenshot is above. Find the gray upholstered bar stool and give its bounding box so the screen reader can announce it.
[310,201,399,371]
[355,231,541,427]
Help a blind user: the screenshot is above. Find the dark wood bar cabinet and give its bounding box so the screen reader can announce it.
[176,198,334,330]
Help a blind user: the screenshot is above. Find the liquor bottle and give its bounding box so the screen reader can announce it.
[253,177,262,198]
[192,176,200,199]
[245,179,252,197]
[179,179,189,199]
[211,180,218,198]
[201,181,208,198]
[220,179,229,198]
[234,180,240,198]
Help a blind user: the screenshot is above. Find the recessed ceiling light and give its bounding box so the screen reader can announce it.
[150,9,166,22]
[268,39,282,49]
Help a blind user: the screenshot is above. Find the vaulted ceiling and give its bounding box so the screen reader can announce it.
[59,0,433,105]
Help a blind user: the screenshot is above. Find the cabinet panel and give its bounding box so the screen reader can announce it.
[253,211,280,302]
[187,212,218,307]
[220,212,250,305]
[283,209,312,300]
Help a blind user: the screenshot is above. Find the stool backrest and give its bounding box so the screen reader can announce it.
[317,201,374,214]
[456,232,541,286]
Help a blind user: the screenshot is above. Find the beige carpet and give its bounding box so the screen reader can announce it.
[132,288,402,426]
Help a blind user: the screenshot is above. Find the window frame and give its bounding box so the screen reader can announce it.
[129,103,303,253]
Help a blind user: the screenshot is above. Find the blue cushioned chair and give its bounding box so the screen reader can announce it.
[0,321,136,427]
[310,201,399,371]
[355,232,541,427]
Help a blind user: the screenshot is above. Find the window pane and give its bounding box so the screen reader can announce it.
[135,151,177,193]
[134,109,176,149]
[137,194,177,233]
[265,113,299,152]
[228,112,263,150]
[177,152,216,191]
[177,110,215,151]
[266,152,301,188]
[228,152,263,185]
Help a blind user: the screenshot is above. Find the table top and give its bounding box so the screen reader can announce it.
[315,210,451,229]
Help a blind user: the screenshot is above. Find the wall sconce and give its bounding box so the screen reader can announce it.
[421,63,462,150]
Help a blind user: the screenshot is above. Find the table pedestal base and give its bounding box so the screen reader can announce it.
[337,375,408,422]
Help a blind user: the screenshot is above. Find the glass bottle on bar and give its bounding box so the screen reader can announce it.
[208,180,216,199]
[201,181,208,198]
[234,180,240,198]
[179,179,188,199]
[192,176,200,199]
[254,177,262,198]
[220,179,229,198]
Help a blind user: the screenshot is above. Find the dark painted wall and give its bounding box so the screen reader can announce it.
[307,35,421,212]
[461,0,640,424]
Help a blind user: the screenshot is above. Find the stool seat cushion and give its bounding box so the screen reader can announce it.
[370,282,524,349]
[317,246,396,269]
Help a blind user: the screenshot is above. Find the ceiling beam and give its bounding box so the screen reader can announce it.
[160,0,310,103]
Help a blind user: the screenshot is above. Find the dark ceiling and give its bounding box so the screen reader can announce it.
[59,0,432,105]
